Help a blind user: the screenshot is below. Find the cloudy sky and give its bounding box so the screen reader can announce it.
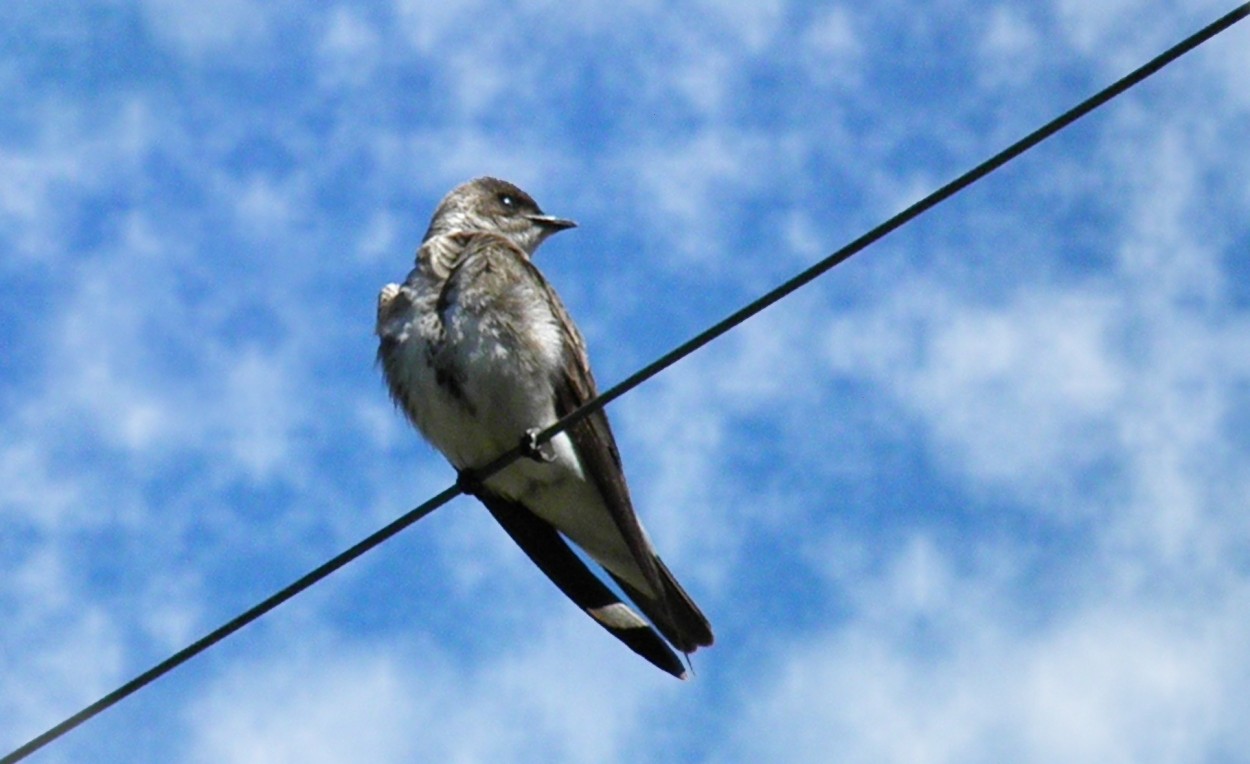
[3,1,1249,762]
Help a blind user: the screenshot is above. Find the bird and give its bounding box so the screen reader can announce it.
[376,177,713,678]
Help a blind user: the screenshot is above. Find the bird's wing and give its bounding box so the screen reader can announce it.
[516,258,713,653]
[471,487,688,679]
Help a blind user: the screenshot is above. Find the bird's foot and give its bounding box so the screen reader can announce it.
[520,428,555,463]
[456,468,482,496]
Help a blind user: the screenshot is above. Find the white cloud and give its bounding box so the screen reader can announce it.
[1,550,126,750]
[822,262,1250,569]
[976,6,1041,88]
[139,0,275,59]
[393,0,486,55]
[1203,19,1250,109]
[6,198,333,487]
[0,96,155,263]
[1018,608,1225,762]
[377,127,571,200]
[231,175,307,240]
[184,617,682,763]
[352,209,405,265]
[0,143,83,261]
[316,7,383,89]
[729,535,1247,763]
[187,643,428,764]
[826,283,1124,500]
[629,127,799,268]
[0,441,87,530]
[800,5,864,86]
[693,0,785,52]
[215,347,308,480]
[1055,1,1239,74]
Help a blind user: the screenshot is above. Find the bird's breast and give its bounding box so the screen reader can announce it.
[385,290,564,474]
[440,303,558,436]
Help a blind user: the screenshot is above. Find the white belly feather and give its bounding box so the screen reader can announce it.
[386,292,645,589]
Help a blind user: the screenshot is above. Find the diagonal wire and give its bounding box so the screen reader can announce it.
[0,484,466,764]
[4,4,1247,763]
[527,3,1250,451]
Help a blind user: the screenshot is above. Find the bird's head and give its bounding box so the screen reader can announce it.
[424,177,576,256]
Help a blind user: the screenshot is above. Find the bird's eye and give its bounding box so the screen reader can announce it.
[498,193,516,209]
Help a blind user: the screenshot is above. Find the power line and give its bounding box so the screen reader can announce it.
[530,2,1250,450]
[5,5,1246,762]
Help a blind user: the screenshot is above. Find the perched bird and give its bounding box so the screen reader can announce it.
[376,177,713,678]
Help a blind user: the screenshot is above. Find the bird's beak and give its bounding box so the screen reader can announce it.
[527,214,577,232]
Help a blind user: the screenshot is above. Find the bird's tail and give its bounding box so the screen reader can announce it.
[611,557,713,655]
[478,490,690,678]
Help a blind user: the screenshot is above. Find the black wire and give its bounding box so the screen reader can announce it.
[0,485,465,764]
[5,4,1246,762]
[529,3,1250,449]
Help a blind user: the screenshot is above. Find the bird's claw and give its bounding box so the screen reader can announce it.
[520,428,555,463]
[456,468,482,496]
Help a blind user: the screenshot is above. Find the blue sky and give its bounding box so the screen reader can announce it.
[3,1,1249,762]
